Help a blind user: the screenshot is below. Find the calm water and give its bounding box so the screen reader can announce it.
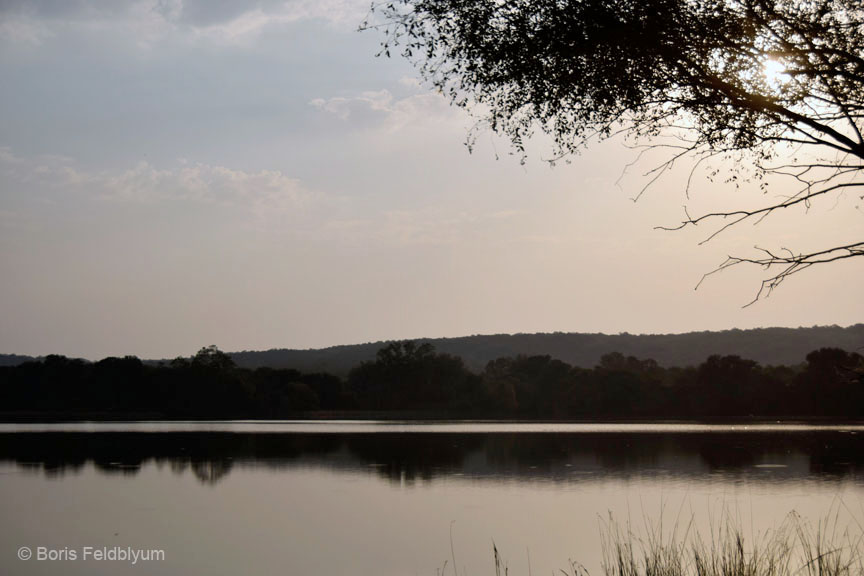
[1,422,863,575]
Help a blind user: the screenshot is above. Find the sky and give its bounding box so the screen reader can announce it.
[0,0,862,360]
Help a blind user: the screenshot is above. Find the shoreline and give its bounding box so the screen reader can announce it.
[1,411,862,425]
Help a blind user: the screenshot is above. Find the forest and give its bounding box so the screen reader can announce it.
[223,325,864,375]
[0,341,862,421]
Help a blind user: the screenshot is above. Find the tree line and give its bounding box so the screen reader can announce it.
[0,342,862,420]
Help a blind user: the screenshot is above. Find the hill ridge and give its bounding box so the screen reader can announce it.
[4,325,861,373]
[228,324,864,375]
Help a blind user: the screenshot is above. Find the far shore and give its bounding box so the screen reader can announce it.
[1,411,862,426]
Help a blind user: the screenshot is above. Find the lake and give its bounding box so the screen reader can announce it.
[1,422,863,575]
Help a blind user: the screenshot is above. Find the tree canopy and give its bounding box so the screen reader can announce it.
[2,342,863,420]
[365,0,864,299]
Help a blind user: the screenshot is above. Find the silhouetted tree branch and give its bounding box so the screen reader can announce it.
[363,0,864,298]
[698,242,864,306]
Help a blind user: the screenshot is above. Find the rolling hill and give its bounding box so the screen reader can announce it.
[228,324,864,375]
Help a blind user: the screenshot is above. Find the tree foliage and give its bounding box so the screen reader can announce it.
[347,341,482,409]
[364,0,864,298]
[1,342,862,420]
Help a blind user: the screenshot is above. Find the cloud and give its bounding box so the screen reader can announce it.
[0,147,91,188]
[0,1,133,22]
[387,92,458,131]
[324,207,522,247]
[0,15,53,46]
[0,0,369,47]
[100,160,310,208]
[0,147,23,165]
[0,1,180,49]
[398,76,422,89]
[190,8,288,44]
[309,90,394,122]
[0,149,322,233]
[175,0,367,30]
[310,89,459,131]
[1,148,524,249]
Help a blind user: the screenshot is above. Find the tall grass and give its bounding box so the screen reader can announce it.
[488,509,863,576]
[590,509,863,576]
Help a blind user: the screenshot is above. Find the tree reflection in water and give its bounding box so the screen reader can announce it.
[1,430,862,486]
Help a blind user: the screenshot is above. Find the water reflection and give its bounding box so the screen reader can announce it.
[2,429,863,486]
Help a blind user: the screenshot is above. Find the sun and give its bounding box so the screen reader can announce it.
[762,58,790,90]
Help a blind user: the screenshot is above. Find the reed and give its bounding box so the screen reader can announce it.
[592,509,863,576]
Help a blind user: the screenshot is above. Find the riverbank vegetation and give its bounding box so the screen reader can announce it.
[521,510,864,576]
[0,342,862,420]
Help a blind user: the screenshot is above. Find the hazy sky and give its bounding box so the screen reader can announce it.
[1,0,862,359]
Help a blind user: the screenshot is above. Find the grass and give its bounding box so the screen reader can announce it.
[489,508,864,576]
[597,510,862,576]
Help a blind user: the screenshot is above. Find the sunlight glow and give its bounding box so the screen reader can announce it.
[762,58,791,90]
